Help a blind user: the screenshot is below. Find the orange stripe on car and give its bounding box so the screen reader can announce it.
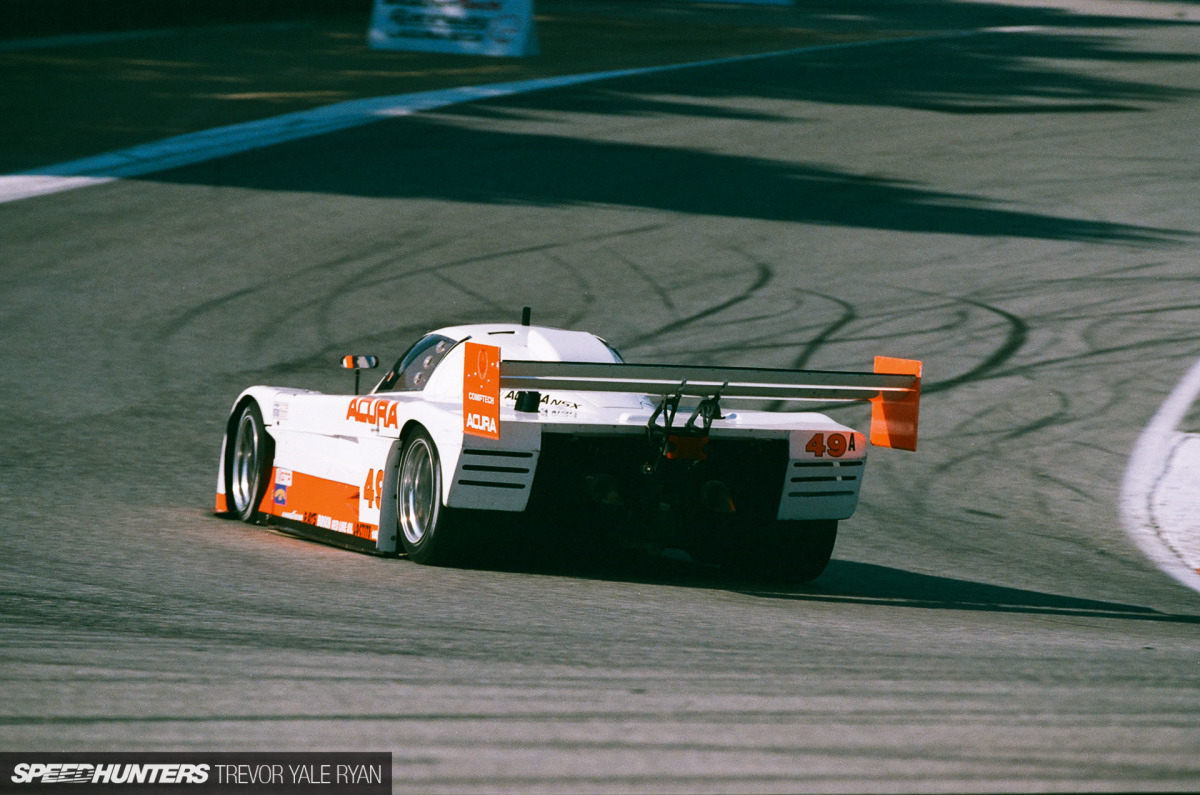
[262,468,378,541]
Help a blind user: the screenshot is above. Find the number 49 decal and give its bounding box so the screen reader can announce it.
[363,468,385,510]
[805,432,856,458]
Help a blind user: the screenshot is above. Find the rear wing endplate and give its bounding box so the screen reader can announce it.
[495,357,923,451]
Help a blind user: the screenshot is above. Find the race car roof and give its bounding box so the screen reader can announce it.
[432,324,622,365]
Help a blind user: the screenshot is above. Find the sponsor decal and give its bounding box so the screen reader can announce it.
[465,412,498,435]
[346,396,399,429]
[315,514,355,535]
[463,342,501,440]
[263,471,378,541]
[502,390,580,412]
[308,515,375,540]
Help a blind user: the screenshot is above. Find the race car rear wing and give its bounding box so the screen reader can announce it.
[495,356,923,451]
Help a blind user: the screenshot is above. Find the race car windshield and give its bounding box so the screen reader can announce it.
[376,334,455,392]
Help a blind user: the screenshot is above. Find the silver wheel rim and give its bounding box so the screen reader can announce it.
[398,437,438,546]
[231,411,259,513]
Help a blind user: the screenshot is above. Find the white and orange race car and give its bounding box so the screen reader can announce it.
[215,315,921,581]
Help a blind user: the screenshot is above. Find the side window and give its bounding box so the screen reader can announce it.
[377,335,455,392]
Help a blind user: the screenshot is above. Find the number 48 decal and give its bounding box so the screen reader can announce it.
[805,432,856,458]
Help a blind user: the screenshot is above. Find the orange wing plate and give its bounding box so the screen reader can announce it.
[869,357,922,451]
[463,342,501,440]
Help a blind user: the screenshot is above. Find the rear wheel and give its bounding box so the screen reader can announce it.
[226,402,274,522]
[396,428,463,565]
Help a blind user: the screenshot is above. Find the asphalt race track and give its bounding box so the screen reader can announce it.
[2,2,1200,792]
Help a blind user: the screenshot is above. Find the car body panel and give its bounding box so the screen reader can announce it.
[215,324,918,553]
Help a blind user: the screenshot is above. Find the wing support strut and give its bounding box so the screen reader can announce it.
[642,381,729,473]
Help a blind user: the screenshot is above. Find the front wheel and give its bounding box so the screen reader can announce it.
[396,428,463,565]
[226,402,274,522]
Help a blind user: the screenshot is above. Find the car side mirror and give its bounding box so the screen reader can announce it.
[341,355,378,395]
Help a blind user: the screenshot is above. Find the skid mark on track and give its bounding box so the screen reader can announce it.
[613,269,849,370]
[783,289,858,372]
[151,223,672,379]
[919,297,1029,396]
[604,248,679,318]
[538,252,600,330]
[865,262,1200,549]
[620,263,773,351]
[148,234,454,378]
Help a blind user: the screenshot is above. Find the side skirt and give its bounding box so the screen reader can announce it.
[261,513,394,557]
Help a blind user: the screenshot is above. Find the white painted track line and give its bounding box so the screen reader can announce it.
[0,30,991,205]
[1121,358,1200,595]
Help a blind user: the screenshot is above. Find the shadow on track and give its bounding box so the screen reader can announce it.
[476,25,1200,118]
[744,559,1200,625]
[462,547,1200,626]
[121,3,1200,243]
[161,116,1185,244]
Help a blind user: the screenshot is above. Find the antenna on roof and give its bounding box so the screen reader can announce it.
[521,306,531,326]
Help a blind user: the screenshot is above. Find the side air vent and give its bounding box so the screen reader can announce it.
[449,448,539,510]
[777,459,865,521]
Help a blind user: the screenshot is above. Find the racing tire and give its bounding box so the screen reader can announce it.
[226,401,274,523]
[731,520,838,584]
[396,428,464,565]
